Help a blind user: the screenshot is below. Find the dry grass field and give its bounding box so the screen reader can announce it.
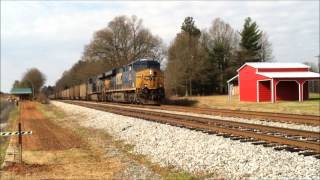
[169,93,320,116]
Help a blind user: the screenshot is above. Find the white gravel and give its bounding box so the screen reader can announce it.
[53,101,320,179]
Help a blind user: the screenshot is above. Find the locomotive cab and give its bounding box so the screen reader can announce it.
[133,59,165,102]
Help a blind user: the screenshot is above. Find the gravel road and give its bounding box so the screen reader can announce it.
[53,101,320,179]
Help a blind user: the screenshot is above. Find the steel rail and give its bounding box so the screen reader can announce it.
[160,105,320,125]
[63,100,320,153]
[101,102,320,126]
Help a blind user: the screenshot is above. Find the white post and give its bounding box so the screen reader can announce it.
[298,83,301,102]
[228,83,231,101]
[257,81,259,103]
[301,82,304,102]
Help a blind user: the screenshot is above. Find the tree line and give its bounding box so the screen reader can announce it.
[54,15,273,96]
[14,15,274,97]
[166,17,273,96]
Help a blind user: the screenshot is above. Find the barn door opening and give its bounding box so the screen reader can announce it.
[258,80,271,102]
[276,81,299,101]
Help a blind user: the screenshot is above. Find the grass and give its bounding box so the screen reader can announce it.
[111,139,201,180]
[0,107,18,167]
[170,93,320,116]
[37,103,66,119]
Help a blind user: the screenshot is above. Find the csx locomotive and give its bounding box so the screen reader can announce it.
[55,59,165,104]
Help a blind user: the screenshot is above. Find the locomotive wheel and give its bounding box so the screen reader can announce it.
[129,93,135,104]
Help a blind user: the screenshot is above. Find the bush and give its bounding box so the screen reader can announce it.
[37,93,50,104]
[0,100,15,126]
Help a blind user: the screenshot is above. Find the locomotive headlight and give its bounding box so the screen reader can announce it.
[149,69,152,75]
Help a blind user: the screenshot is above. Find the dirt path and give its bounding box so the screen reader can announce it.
[0,101,161,179]
[20,101,82,151]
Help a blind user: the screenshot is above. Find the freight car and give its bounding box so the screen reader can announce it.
[54,58,165,104]
[79,83,87,100]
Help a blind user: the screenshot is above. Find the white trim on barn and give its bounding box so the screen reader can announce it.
[227,75,239,83]
[239,75,241,101]
[236,62,310,72]
[271,79,274,103]
[257,72,320,78]
[257,81,258,102]
[299,83,301,102]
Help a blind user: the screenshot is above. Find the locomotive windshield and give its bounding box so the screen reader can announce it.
[133,60,160,71]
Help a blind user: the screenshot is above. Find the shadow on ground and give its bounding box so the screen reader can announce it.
[163,98,198,106]
[308,97,320,101]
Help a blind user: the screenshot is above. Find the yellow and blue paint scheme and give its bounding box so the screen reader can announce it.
[103,59,165,103]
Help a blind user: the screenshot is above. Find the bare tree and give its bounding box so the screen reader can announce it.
[84,15,163,67]
[56,15,164,90]
[207,18,239,93]
[165,33,190,96]
[19,68,46,96]
[258,32,274,62]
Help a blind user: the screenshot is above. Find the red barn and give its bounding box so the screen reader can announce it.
[227,63,320,103]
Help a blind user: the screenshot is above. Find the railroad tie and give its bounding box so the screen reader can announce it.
[273,146,288,151]
[252,141,268,145]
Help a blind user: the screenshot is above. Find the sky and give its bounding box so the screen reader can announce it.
[1,1,319,93]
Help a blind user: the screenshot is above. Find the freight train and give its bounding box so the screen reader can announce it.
[54,59,165,104]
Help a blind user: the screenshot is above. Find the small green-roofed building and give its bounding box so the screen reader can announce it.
[11,88,33,100]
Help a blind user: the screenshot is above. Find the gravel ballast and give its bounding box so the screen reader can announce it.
[52,101,320,179]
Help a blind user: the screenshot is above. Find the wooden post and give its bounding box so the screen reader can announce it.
[18,123,22,163]
[18,101,22,163]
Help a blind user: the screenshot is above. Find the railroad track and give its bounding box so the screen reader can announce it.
[103,102,320,126]
[159,106,320,126]
[62,100,320,158]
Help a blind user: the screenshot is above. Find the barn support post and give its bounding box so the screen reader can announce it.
[256,81,259,103]
[271,79,275,103]
[298,83,301,102]
[227,83,232,101]
[299,80,306,102]
[272,79,280,103]
[227,83,230,101]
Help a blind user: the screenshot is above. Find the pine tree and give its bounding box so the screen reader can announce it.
[181,17,201,37]
[180,17,201,96]
[240,17,262,61]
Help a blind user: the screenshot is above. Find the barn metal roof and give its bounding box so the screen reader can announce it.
[237,62,310,71]
[11,88,32,94]
[257,72,320,78]
[227,75,239,83]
